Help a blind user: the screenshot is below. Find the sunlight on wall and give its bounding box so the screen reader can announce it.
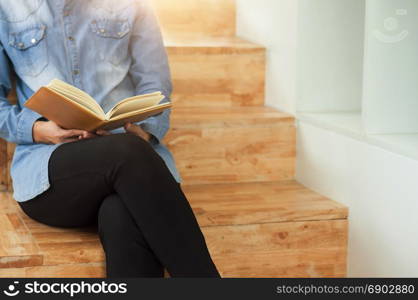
[236,0,298,115]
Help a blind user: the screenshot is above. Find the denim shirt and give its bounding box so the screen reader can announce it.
[0,0,181,202]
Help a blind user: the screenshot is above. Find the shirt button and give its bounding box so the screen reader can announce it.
[73,70,79,75]
[68,36,74,41]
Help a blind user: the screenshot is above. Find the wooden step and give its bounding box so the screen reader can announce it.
[165,107,296,185]
[166,36,266,108]
[1,107,295,190]
[151,0,236,38]
[0,141,7,191]
[0,141,13,192]
[0,181,348,277]
[0,90,16,192]
[0,36,266,191]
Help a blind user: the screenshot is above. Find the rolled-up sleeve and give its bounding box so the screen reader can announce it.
[128,0,172,145]
[0,42,41,145]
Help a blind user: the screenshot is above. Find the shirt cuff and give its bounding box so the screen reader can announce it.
[108,122,159,145]
[17,108,43,144]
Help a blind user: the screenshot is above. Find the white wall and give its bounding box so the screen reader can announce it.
[236,0,298,115]
[297,121,418,277]
[297,0,365,113]
[363,0,418,134]
[236,0,418,277]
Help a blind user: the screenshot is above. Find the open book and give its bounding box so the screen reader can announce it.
[24,79,171,131]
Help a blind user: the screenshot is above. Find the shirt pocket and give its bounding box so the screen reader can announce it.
[90,19,131,66]
[8,24,49,77]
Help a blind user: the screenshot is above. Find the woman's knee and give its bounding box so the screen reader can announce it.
[103,134,169,174]
[100,134,158,163]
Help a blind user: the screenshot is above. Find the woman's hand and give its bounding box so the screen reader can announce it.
[96,123,151,142]
[33,120,96,144]
[124,123,151,142]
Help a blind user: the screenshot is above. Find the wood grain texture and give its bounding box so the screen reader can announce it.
[167,39,266,107]
[0,90,16,192]
[205,219,347,277]
[151,0,236,38]
[0,181,348,278]
[6,143,14,191]
[213,248,346,278]
[182,181,348,226]
[0,140,7,191]
[0,262,105,278]
[0,212,43,269]
[165,107,296,185]
[165,36,264,55]
[39,241,105,266]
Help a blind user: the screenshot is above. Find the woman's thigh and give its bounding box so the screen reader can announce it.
[18,134,146,228]
[18,173,110,228]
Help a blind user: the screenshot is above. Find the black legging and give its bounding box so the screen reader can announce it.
[18,133,220,278]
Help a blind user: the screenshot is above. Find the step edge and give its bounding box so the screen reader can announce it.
[164,37,265,53]
[0,254,44,269]
[170,107,295,127]
[198,215,349,229]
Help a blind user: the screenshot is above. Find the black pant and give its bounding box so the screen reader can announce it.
[18,133,220,278]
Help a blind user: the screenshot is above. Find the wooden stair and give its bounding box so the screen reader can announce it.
[151,0,236,38]
[166,36,266,107]
[0,181,347,277]
[0,0,349,278]
[167,107,295,184]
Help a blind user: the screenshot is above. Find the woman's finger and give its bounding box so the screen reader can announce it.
[62,129,89,138]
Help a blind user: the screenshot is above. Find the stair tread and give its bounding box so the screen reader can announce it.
[165,35,263,49]
[171,106,294,128]
[0,181,346,258]
[152,0,236,38]
[0,182,347,276]
[182,181,348,226]
[164,35,264,54]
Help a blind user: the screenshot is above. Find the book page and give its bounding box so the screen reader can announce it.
[47,79,105,118]
[106,93,165,119]
[100,102,171,131]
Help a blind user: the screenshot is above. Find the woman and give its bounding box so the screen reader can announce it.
[0,0,220,277]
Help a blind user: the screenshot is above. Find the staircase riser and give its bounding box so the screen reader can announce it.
[0,140,7,192]
[0,92,16,192]
[205,219,348,277]
[168,50,266,107]
[0,141,13,192]
[165,124,296,185]
[152,0,236,37]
